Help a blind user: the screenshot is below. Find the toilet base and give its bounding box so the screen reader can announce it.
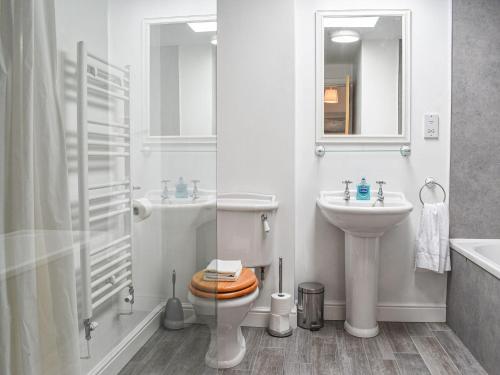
[205,325,247,369]
[188,288,259,369]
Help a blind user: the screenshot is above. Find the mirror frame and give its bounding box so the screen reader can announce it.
[142,15,217,150]
[315,9,411,145]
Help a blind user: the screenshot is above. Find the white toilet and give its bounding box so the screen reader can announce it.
[187,192,278,369]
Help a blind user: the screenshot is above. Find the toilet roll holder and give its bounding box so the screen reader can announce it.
[267,257,293,337]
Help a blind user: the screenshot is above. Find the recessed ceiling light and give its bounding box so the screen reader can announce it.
[330,30,360,43]
[324,17,379,28]
[187,22,217,32]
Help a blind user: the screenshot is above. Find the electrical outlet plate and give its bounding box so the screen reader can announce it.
[424,114,439,139]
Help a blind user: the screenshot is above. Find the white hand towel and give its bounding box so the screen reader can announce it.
[415,202,450,273]
[203,268,242,282]
[205,259,242,276]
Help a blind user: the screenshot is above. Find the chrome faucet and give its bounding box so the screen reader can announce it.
[342,180,352,201]
[161,180,170,201]
[374,180,386,205]
[191,180,200,201]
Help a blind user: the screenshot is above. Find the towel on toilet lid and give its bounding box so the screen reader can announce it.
[415,202,450,273]
[204,259,242,281]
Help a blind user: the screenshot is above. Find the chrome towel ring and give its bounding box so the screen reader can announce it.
[419,177,446,205]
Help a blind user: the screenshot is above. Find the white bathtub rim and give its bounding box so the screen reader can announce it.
[450,238,500,280]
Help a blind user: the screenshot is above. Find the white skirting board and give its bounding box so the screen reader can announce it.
[182,303,298,328]
[242,305,298,328]
[323,300,447,322]
[241,302,444,327]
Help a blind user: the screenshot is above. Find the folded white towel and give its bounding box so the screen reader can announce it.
[415,202,450,273]
[203,268,242,282]
[205,259,242,276]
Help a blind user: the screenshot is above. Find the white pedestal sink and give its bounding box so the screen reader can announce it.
[317,190,413,337]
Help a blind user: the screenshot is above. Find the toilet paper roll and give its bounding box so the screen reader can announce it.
[270,292,292,316]
[133,198,152,222]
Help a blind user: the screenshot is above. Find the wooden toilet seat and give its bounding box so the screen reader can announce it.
[189,268,258,300]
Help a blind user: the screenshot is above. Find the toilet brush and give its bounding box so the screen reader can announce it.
[163,270,184,330]
[267,257,293,337]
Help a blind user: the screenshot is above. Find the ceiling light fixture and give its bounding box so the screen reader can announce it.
[324,17,379,28]
[210,35,217,45]
[330,30,360,43]
[187,21,217,32]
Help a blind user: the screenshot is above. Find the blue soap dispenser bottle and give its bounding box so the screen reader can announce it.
[175,177,188,198]
[356,177,371,200]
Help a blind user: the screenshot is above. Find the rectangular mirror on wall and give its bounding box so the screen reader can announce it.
[316,10,411,145]
[143,16,216,147]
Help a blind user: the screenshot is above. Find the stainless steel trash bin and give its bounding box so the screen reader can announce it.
[297,282,324,331]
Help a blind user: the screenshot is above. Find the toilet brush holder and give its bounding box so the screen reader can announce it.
[163,270,184,330]
[267,257,293,337]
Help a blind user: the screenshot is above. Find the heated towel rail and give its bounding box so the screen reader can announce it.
[77,41,134,355]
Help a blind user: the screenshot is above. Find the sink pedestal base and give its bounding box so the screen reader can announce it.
[344,233,380,338]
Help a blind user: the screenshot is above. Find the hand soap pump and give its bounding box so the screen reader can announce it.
[175,177,188,198]
[356,177,371,200]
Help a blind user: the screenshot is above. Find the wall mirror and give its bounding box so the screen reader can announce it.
[143,16,216,146]
[316,10,411,145]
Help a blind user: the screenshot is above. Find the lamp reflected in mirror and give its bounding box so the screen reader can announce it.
[324,76,353,135]
[324,87,339,104]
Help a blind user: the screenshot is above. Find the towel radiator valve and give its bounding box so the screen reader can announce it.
[84,318,98,341]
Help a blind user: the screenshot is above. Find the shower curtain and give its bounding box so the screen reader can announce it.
[0,0,81,374]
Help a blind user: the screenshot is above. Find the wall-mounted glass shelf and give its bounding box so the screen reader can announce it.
[315,144,411,157]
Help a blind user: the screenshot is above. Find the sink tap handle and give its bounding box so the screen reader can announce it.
[161,180,170,200]
[376,181,386,200]
[191,179,200,200]
[342,180,352,200]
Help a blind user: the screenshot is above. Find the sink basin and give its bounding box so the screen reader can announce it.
[145,189,216,209]
[317,190,413,338]
[317,191,413,237]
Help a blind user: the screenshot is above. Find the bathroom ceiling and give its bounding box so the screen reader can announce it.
[324,16,402,64]
[150,23,216,47]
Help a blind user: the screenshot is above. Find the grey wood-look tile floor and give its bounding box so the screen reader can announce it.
[119,321,487,375]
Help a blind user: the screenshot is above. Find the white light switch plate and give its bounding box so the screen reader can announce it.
[424,114,439,139]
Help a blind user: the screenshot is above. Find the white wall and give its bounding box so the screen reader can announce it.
[359,39,400,135]
[324,64,353,81]
[108,0,216,193]
[159,45,181,136]
[179,44,215,136]
[217,0,295,310]
[107,0,216,312]
[104,0,451,327]
[150,43,214,136]
[295,0,451,321]
[355,47,363,133]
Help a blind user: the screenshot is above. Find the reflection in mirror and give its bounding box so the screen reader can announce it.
[148,20,216,137]
[320,13,407,140]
